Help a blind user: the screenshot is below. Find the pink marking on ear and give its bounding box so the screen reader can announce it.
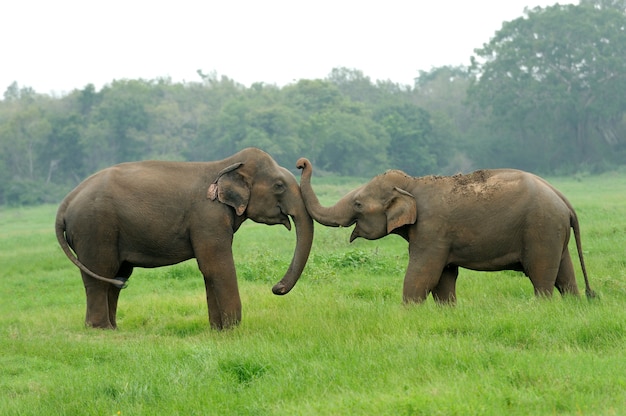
[208,183,218,200]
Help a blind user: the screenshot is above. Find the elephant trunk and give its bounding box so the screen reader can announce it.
[296,158,357,228]
[271,186,314,295]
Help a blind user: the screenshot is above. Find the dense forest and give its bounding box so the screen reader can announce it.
[1,1,625,205]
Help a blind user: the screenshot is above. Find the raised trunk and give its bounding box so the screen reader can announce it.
[271,189,314,295]
[296,158,357,227]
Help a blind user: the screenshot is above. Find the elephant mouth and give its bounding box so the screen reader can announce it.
[278,206,293,230]
[348,220,360,242]
[349,229,359,242]
[248,206,293,230]
[348,221,385,242]
[280,215,292,230]
[253,214,292,230]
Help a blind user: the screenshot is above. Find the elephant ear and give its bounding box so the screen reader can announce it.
[207,162,250,216]
[385,187,417,234]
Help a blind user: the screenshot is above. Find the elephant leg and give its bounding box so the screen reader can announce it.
[201,268,242,330]
[75,236,122,329]
[82,272,115,329]
[554,250,580,296]
[402,240,447,303]
[432,265,458,304]
[523,250,560,298]
[203,277,223,329]
[193,236,242,330]
[107,263,134,329]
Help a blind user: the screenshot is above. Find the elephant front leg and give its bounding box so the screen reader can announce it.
[402,265,443,304]
[402,248,447,304]
[402,260,449,303]
[195,241,242,330]
[432,265,458,304]
[202,274,242,330]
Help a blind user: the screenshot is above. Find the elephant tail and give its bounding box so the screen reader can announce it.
[534,175,596,299]
[55,202,128,289]
[569,211,596,299]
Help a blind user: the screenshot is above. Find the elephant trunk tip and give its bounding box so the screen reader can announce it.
[271,282,292,296]
[296,158,310,171]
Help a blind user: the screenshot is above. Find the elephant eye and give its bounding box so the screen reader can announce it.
[273,182,286,193]
[354,201,363,211]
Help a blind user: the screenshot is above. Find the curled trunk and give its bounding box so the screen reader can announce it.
[296,158,356,227]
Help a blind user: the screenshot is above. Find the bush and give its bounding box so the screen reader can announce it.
[3,179,67,206]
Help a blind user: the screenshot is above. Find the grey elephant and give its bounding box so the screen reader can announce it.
[55,148,313,330]
[296,158,595,303]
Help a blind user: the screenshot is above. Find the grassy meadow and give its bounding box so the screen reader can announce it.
[1,173,626,415]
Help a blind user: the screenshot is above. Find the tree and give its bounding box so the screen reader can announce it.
[328,67,382,103]
[241,105,303,167]
[284,79,343,115]
[286,76,404,175]
[413,66,473,138]
[0,100,51,181]
[374,104,437,176]
[0,88,57,204]
[305,105,390,176]
[469,3,626,172]
[82,80,152,168]
[412,66,482,173]
[580,0,626,12]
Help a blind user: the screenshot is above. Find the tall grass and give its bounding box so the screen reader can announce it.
[1,173,625,415]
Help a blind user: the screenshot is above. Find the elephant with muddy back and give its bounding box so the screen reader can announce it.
[296,158,595,303]
[55,148,313,330]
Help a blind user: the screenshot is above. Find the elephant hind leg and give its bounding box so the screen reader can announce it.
[82,272,115,329]
[524,256,560,298]
[432,265,458,304]
[106,285,122,329]
[82,262,131,329]
[554,250,580,296]
[107,262,134,329]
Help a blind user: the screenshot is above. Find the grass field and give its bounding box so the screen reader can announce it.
[1,173,625,415]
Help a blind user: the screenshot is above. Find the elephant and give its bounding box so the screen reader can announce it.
[55,148,313,330]
[296,157,595,304]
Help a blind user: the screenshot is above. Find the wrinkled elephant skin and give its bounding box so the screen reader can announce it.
[55,148,313,330]
[297,157,594,304]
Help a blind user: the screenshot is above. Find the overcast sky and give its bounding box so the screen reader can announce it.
[2,0,575,96]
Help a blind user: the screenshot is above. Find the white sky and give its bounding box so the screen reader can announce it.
[2,0,575,96]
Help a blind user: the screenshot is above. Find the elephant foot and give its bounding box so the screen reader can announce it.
[85,320,116,330]
[433,294,457,305]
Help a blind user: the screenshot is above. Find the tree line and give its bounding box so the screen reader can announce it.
[1,1,625,205]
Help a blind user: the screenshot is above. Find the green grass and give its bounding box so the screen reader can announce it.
[1,173,626,415]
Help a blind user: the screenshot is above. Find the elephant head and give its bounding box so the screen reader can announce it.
[210,149,314,294]
[296,157,416,242]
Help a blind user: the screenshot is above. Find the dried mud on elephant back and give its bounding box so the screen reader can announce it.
[419,169,497,199]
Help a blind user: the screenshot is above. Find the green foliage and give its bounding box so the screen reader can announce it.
[469,3,626,172]
[3,179,67,206]
[1,174,626,414]
[375,103,437,176]
[2,3,626,205]
[218,357,269,386]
